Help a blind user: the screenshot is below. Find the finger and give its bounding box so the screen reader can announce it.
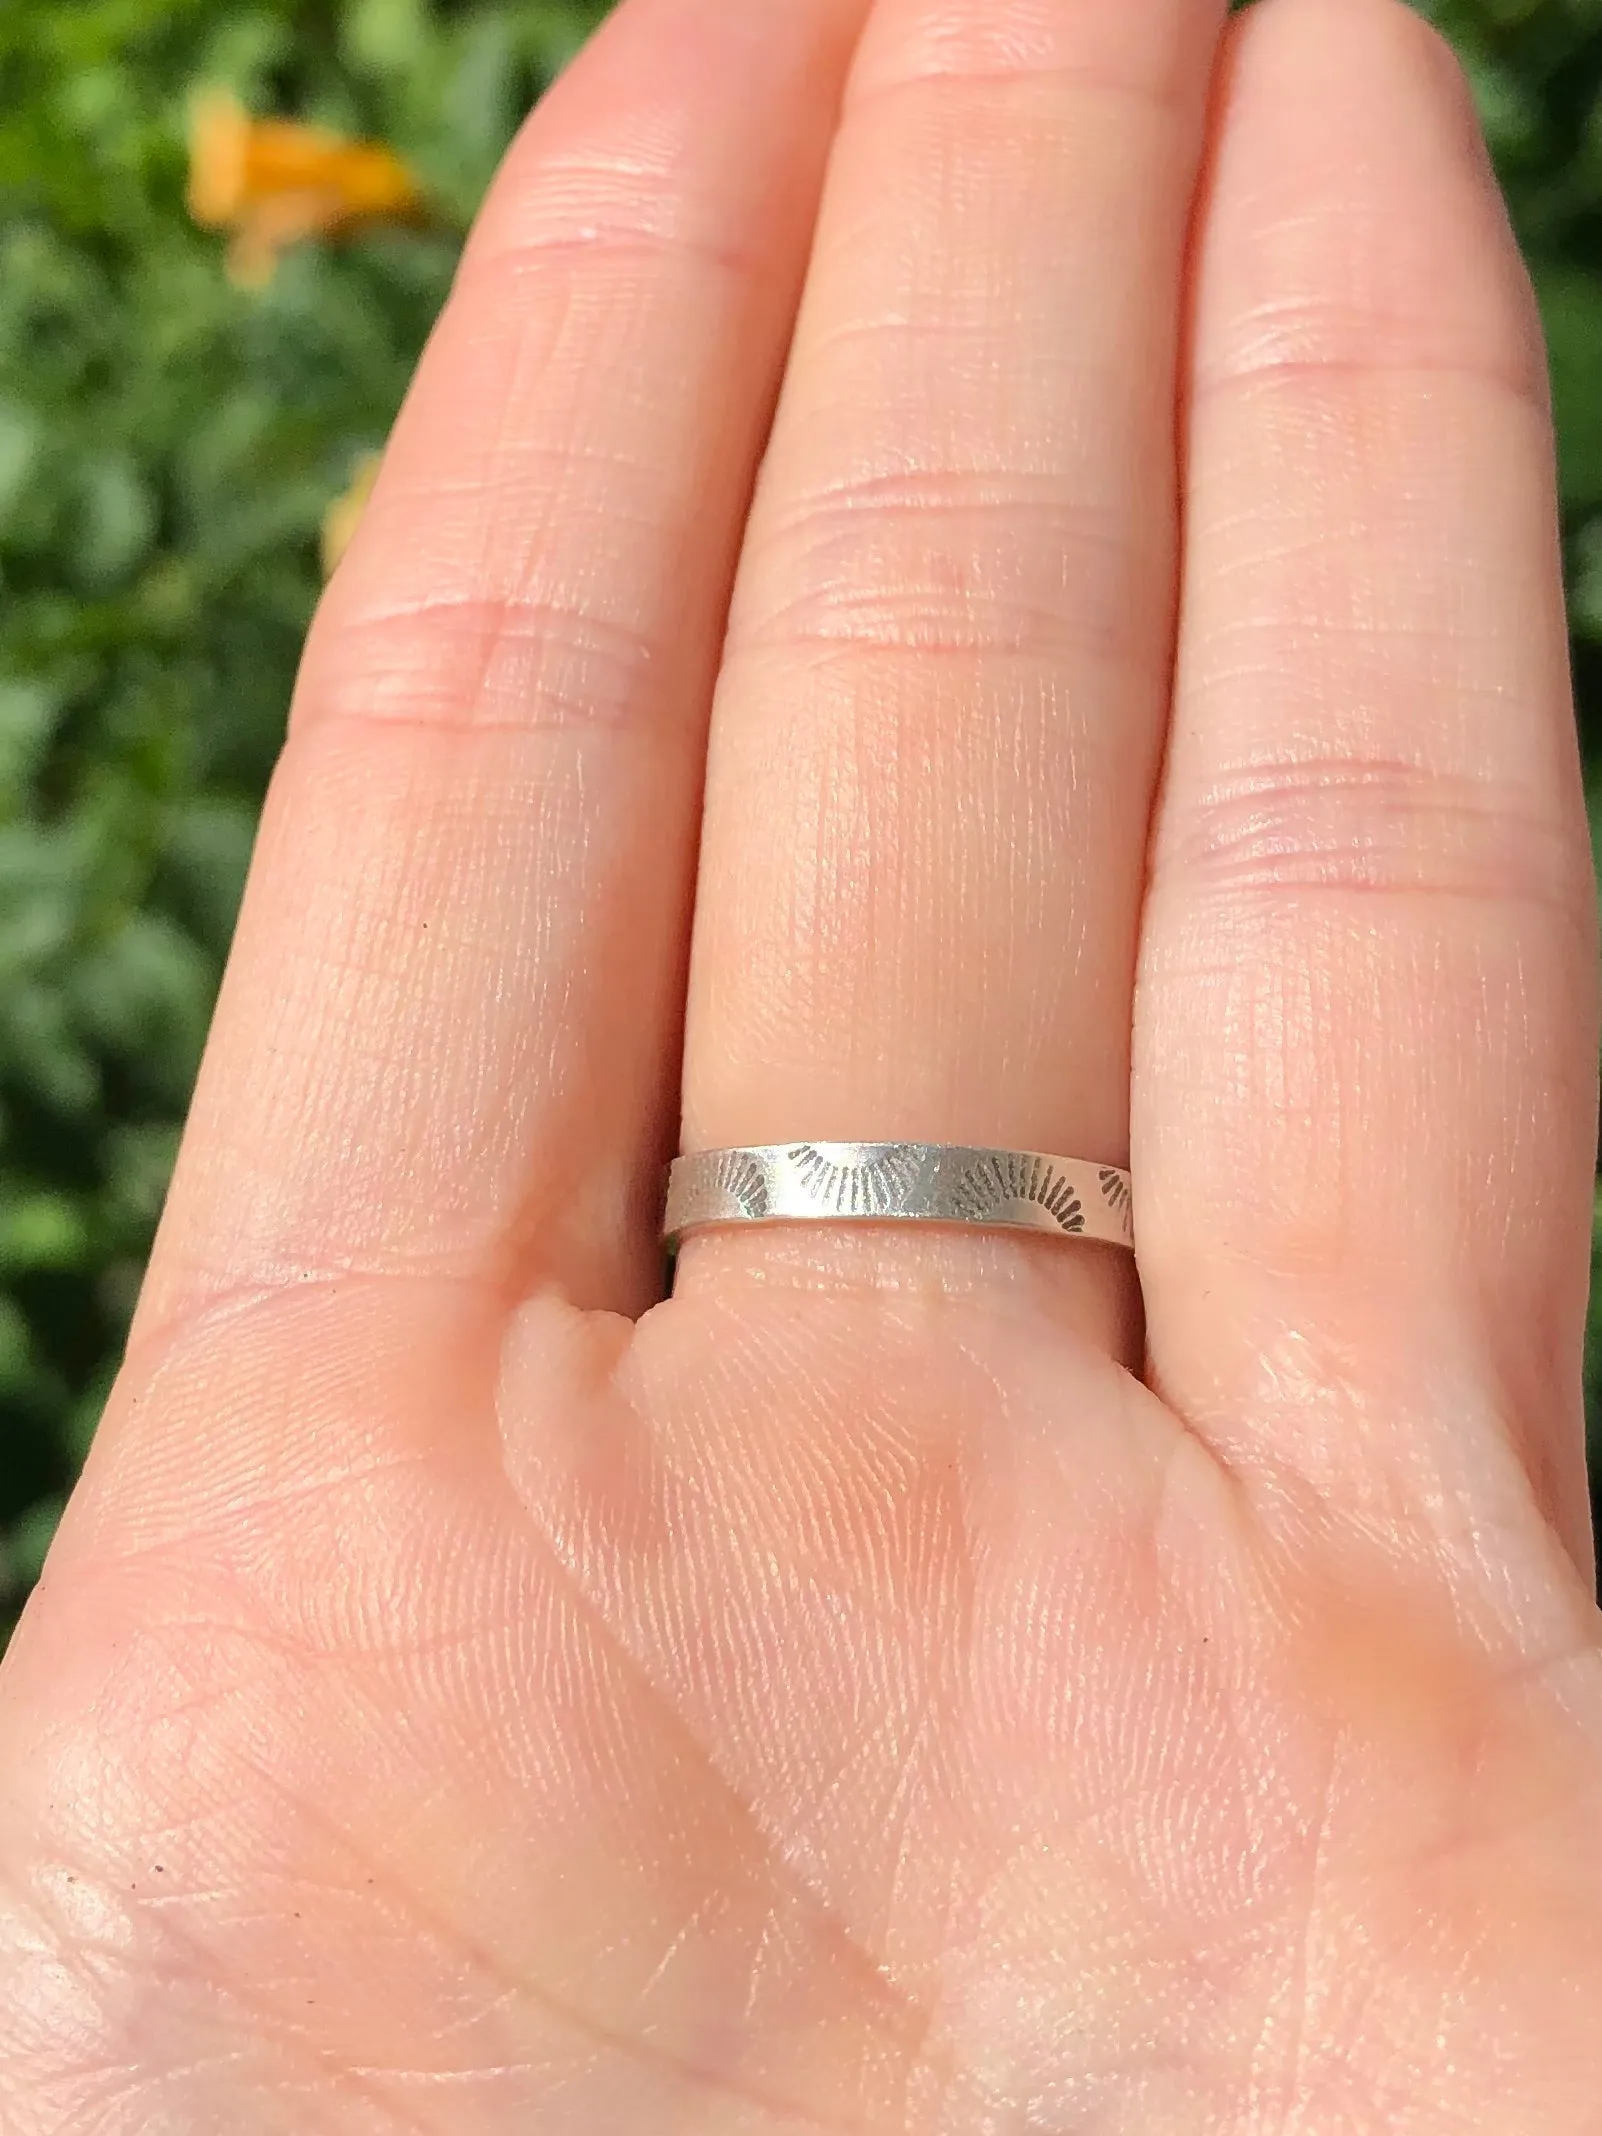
[134,0,870,1344]
[677,0,1227,1351]
[1137,0,1600,1565]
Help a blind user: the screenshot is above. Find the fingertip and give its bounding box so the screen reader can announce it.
[1197,0,1547,407]
[463,0,872,275]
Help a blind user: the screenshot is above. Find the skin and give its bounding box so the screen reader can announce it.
[1,0,1599,2125]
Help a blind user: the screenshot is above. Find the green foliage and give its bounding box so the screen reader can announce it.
[0,0,1600,1635]
[1416,1,1602,772]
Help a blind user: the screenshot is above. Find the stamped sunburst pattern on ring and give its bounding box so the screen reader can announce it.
[707,1149,772,1219]
[951,1151,1086,1233]
[787,1143,924,1216]
[1098,1166,1134,1241]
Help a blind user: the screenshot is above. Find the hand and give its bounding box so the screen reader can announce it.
[3,0,1599,2126]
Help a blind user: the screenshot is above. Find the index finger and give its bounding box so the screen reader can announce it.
[134,0,871,1348]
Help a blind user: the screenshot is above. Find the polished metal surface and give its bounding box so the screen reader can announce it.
[664,1143,1134,1248]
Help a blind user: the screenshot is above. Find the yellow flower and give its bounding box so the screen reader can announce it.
[187,90,428,287]
[321,450,385,578]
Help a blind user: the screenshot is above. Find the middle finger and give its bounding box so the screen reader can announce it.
[680,0,1226,1347]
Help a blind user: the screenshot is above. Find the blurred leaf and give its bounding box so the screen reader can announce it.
[1538,266,1602,512]
[1574,516,1602,644]
[72,452,158,588]
[0,1192,90,1275]
[163,795,259,948]
[345,0,431,77]
[0,678,66,798]
[65,1368,115,1464]
[104,1119,181,1233]
[519,0,602,77]
[0,400,44,525]
[193,11,295,97]
[1,986,101,1114]
[0,1293,33,1393]
[68,911,214,1090]
[1461,44,1547,163]
[5,1493,65,1588]
[440,14,521,189]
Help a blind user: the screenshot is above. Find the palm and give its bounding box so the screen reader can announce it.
[7,1288,1602,2128]
[3,0,1600,2128]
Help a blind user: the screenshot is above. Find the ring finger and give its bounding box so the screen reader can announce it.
[678,0,1227,1351]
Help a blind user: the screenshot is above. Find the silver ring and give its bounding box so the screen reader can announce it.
[664,1143,1134,1248]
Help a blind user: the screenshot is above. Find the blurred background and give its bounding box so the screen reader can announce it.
[0,0,1599,1642]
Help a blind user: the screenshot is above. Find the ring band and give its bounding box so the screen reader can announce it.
[663,1143,1134,1249]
